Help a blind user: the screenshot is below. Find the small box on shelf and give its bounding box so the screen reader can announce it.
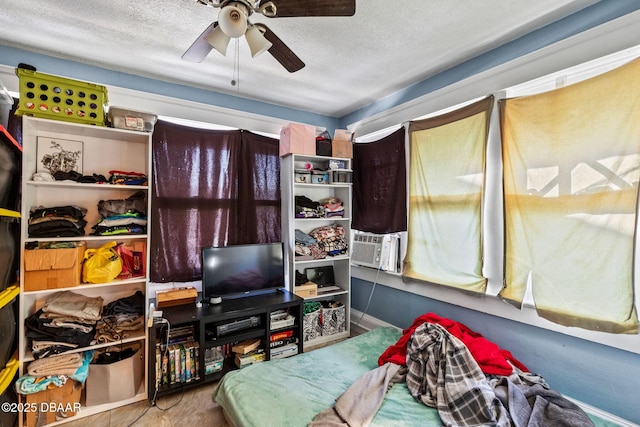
[332,129,354,158]
[294,282,317,298]
[294,169,311,183]
[311,170,328,184]
[280,123,315,157]
[23,242,85,291]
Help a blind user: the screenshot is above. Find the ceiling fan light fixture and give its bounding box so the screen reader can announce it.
[218,4,248,38]
[245,25,272,57]
[204,25,231,55]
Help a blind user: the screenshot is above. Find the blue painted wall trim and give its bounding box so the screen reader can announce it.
[352,278,640,423]
[0,45,340,132]
[338,0,640,128]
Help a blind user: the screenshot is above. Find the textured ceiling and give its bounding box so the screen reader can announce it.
[0,0,596,118]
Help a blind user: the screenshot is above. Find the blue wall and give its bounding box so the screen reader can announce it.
[0,45,340,133]
[352,278,640,423]
[339,0,640,128]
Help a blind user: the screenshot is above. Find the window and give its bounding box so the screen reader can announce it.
[404,97,493,292]
[150,120,281,283]
[500,58,640,333]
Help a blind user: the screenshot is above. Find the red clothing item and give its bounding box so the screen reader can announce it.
[378,312,528,376]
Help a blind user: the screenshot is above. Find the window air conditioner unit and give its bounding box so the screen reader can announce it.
[351,231,401,273]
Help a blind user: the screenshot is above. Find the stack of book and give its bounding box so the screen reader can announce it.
[232,338,265,368]
[269,329,299,360]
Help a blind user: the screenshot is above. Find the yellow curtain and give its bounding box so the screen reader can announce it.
[404,97,493,292]
[500,58,640,333]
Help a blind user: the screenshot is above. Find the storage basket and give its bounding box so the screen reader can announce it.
[15,67,108,126]
[321,301,346,336]
[303,302,322,342]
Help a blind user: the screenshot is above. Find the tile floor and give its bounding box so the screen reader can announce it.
[62,382,228,427]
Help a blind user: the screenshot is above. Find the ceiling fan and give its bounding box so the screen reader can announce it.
[182,0,356,73]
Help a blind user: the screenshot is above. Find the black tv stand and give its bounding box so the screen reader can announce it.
[148,289,303,400]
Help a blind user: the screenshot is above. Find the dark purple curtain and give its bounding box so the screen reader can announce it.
[150,120,280,283]
[352,127,407,233]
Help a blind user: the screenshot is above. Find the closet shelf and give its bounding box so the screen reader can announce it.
[25,234,148,243]
[22,332,146,363]
[26,181,148,191]
[21,277,148,296]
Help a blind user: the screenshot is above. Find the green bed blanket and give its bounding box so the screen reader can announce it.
[213,326,622,427]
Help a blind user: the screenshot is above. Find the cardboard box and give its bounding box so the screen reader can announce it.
[23,243,85,291]
[332,129,355,158]
[85,346,143,406]
[280,123,315,157]
[24,380,82,427]
[294,282,318,298]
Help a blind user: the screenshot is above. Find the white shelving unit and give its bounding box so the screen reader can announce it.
[281,154,352,349]
[18,116,151,424]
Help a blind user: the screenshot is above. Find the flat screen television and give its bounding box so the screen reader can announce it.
[202,242,285,302]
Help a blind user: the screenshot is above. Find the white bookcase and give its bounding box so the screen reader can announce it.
[18,116,151,424]
[281,154,352,349]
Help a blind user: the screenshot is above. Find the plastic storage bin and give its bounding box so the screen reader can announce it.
[311,170,328,184]
[107,107,157,132]
[15,67,108,126]
[294,169,311,183]
[204,347,224,374]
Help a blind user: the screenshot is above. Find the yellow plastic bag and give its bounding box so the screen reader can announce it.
[82,241,123,283]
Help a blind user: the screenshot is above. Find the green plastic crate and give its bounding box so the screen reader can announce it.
[15,68,108,126]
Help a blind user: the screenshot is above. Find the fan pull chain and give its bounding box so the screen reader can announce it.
[231,38,240,92]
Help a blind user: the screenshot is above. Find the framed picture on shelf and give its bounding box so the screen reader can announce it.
[36,136,84,175]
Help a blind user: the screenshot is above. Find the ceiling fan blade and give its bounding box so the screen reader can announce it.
[259,0,355,17]
[181,22,218,62]
[256,24,305,73]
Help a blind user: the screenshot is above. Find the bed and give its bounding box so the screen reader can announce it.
[213,325,617,427]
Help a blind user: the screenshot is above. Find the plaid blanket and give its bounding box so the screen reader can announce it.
[406,322,510,426]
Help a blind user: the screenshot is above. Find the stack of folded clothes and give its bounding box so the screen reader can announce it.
[95,291,145,343]
[108,170,148,186]
[25,291,103,359]
[15,350,93,395]
[295,229,324,260]
[295,224,348,259]
[295,196,345,218]
[28,205,87,237]
[92,190,147,236]
[309,224,348,257]
[320,197,344,218]
[295,195,324,218]
[32,170,109,184]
